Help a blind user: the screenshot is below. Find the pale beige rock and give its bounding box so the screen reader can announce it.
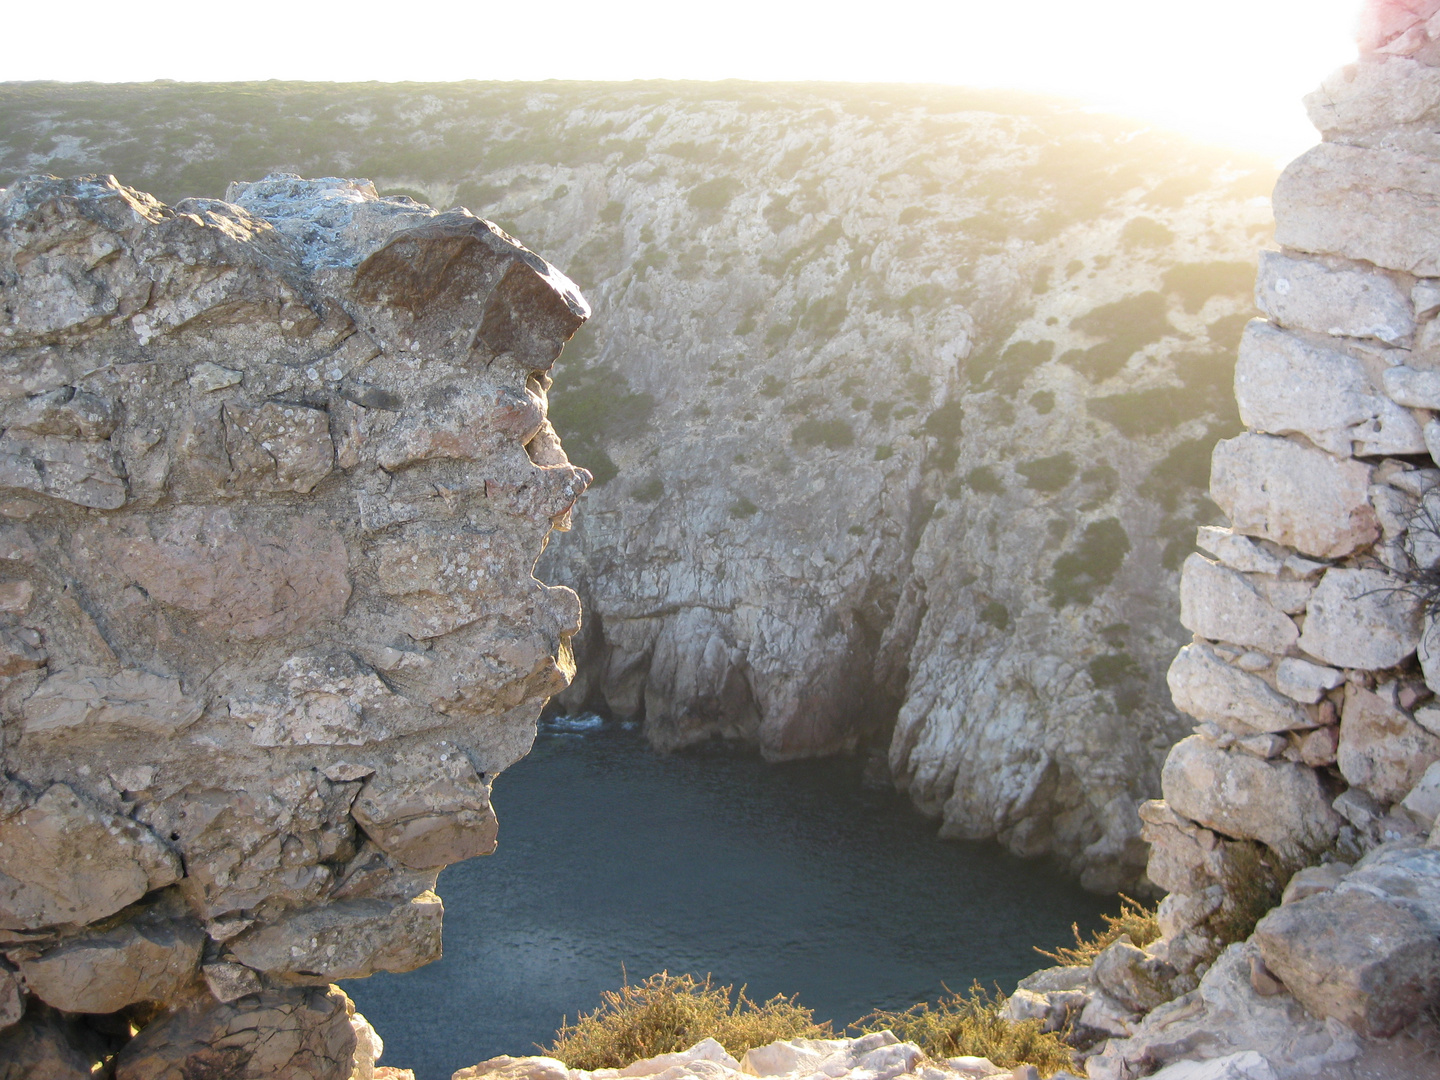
[188,361,243,392]
[0,783,181,929]
[1161,735,1342,861]
[22,665,204,736]
[1255,253,1414,345]
[223,400,334,493]
[18,907,204,1013]
[1141,799,1239,895]
[1273,658,1343,704]
[203,961,263,1003]
[1179,554,1298,653]
[351,1011,384,1080]
[1382,364,1440,408]
[1306,56,1440,149]
[1210,434,1378,559]
[1298,568,1421,669]
[1254,888,1440,1037]
[351,758,498,870]
[114,985,359,1080]
[1167,642,1312,735]
[227,893,443,982]
[1083,943,1359,1080]
[1338,683,1440,803]
[1273,142,1440,276]
[1090,937,1178,1014]
[1298,725,1340,767]
[1399,760,1440,826]
[1194,527,1284,575]
[1280,862,1351,905]
[1234,320,1422,456]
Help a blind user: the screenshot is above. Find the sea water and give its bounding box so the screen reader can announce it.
[343,715,1114,1080]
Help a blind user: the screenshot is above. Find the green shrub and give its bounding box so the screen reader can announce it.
[979,601,1010,630]
[759,375,785,398]
[1029,390,1055,415]
[687,176,740,211]
[1162,261,1255,314]
[1121,217,1174,248]
[1066,292,1173,381]
[1209,843,1291,947]
[729,497,759,519]
[631,477,664,503]
[1035,895,1159,966]
[1017,453,1075,493]
[547,364,655,487]
[547,972,829,1069]
[875,444,894,461]
[1086,387,1196,437]
[1139,433,1225,513]
[1046,518,1131,608]
[966,465,1005,495]
[923,400,963,441]
[1087,652,1138,688]
[792,418,855,449]
[969,340,1054,396]
[852,984,1073,1077]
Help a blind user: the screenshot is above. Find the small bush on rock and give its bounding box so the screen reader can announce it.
[547,972,830,1069]
[852,984,1073,1077]
[1035,895,1159,967]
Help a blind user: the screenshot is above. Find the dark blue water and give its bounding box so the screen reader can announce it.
[344,716,1112,1080]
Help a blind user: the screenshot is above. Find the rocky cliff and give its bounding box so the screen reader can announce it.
[0,174,588,1077]
[0,83,1275,890]
[1000,5,1440,1077]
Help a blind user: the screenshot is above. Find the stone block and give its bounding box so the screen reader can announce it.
[1167,642,1312,735]
[227,893,443,982]
[1274,658,1343,704]
[1254,888,1440,1037]
[1383,364,1440,408]
[0,784,181,930]
[1298,568,1421,670]
[1280,862,1351,905]
[1400,760,1440,827]
[1255,252,1414,345]
[18,908,204,1013]
[1210,434,1378,559]
[1161,735,1342,861]
[22,665,204,736]
[1179,554,1297,653]
[351,758,498,870]
[1338,684,1440,803]
[114,985,358,1080]
[1274,142,1440,276]
[1090,938,1178,1014]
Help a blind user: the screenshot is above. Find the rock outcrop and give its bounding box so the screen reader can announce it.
[0,174,587,1074]
[0,83,1277,890]
[1037,4,1440,1075]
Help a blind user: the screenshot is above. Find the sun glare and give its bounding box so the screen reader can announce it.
[4,0,1362,160]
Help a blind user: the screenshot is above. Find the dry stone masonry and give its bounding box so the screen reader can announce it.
[0,174,589,1077]
[1008,4,1440,1077]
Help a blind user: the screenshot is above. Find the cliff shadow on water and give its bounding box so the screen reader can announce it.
[343,713,1115,1080]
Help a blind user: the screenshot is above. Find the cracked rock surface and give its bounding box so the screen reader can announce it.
[0,173,587,1074]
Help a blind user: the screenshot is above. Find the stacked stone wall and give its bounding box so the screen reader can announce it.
[1078,4,1440,1076]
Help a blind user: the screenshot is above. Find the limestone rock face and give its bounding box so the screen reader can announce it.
[0,175,587,1070]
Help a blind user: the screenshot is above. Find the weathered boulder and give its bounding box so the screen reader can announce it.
[1297,568,1421,670]
[16,899,204,1013]
[0,783,181,929]
[1337,684,1440,802]
[1166,642,1311,735]
[114,986,359,1080]
[1254,252,1414,345]
[1209,435,1377,559]
[1272,658,1343,705]
[1253,888,1440,1037]
[1273,142,1440,276]
[1161,736,1342,861]
[0,174,590,1068]
[1178,555,1297,654]
[1233,321,1422,457]
[1090,937,1179,1014]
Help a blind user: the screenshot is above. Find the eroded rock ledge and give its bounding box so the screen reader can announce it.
[0,173,589,1077]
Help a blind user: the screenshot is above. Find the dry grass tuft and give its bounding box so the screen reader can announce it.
[1033,894,1160,967]
[851,983,1074,1077]
[546,971,830,1069]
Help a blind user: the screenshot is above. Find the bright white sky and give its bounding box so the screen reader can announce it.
[5,0,1364,162]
